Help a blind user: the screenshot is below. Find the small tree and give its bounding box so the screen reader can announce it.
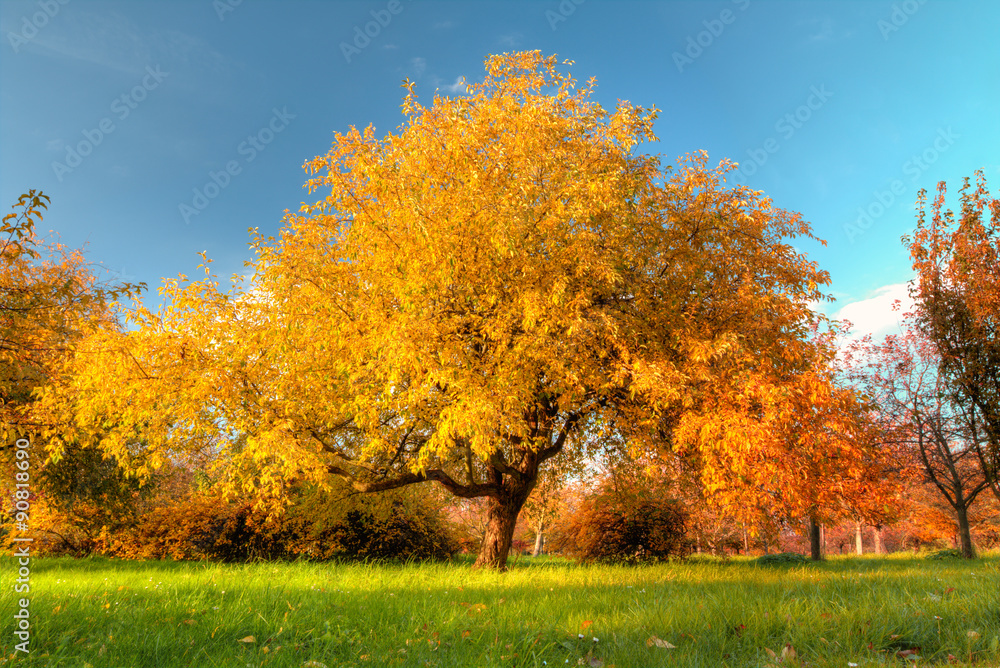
[907,173,1000,499]
[848,325,991,558]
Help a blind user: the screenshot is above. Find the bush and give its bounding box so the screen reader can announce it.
[282,484,458,561]
[113,482,459,562]
[755,552,809,566]
[109,494,287,561]
[926,548,965,560]
[555,480,690,564]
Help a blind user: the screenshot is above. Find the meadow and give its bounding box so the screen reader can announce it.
[1,553,998,668]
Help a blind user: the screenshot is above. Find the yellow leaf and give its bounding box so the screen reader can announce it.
[646,635,676,649]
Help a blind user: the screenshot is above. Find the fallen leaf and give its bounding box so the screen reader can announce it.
[780,643,797,663]
[581,620,594,631]
[646,635,676,649]
[764,647,777,660]
[238,636,255,643]
[303,662,328,668]
[967,631,981,640]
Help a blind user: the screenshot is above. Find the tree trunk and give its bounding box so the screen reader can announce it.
[955,504,976,559]
[473,484,533,570]
[532,526,545,557]
[808,516,823,561]
[873,526,883,554]
[855,522,864,555]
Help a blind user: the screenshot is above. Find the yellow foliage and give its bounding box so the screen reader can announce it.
[40,53,876,563]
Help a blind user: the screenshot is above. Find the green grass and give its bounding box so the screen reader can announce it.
[2,553,998,667]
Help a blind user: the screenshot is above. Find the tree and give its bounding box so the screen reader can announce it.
[49,52,855,570]
[675,322,896,561]
[1,191,149,554]
[847,325,991,558]
[1,190,143,439]
[520,453,575,557]
[907,173,1000,499]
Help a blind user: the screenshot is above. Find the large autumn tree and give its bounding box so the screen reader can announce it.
[48,52,870,569]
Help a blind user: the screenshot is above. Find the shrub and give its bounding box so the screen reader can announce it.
[926,548,965,560]
[109,494,287,561]
[556,481,690,564]
[113,481,458,562]
[283,485,458,561]
[755,552,809,566]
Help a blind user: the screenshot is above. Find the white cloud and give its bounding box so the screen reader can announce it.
[442,76,467,94]
[411,57,427,77]
[830,282,915,345]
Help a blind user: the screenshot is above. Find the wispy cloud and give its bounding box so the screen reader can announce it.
[497,32,523,48]
[442,76,467,94]
[796,16,856,44]
[411,56,427,77]
[19,9,232,76]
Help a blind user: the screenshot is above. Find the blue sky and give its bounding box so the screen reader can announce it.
[2,0,998,340]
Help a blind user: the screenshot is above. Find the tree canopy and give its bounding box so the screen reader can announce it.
[44,52,877,569]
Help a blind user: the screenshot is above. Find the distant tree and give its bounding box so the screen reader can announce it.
[848,325,991,558]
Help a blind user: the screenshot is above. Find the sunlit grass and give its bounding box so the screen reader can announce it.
[2,552,998,667]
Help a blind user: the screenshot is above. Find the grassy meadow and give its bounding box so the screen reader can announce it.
[1,553,998,667]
